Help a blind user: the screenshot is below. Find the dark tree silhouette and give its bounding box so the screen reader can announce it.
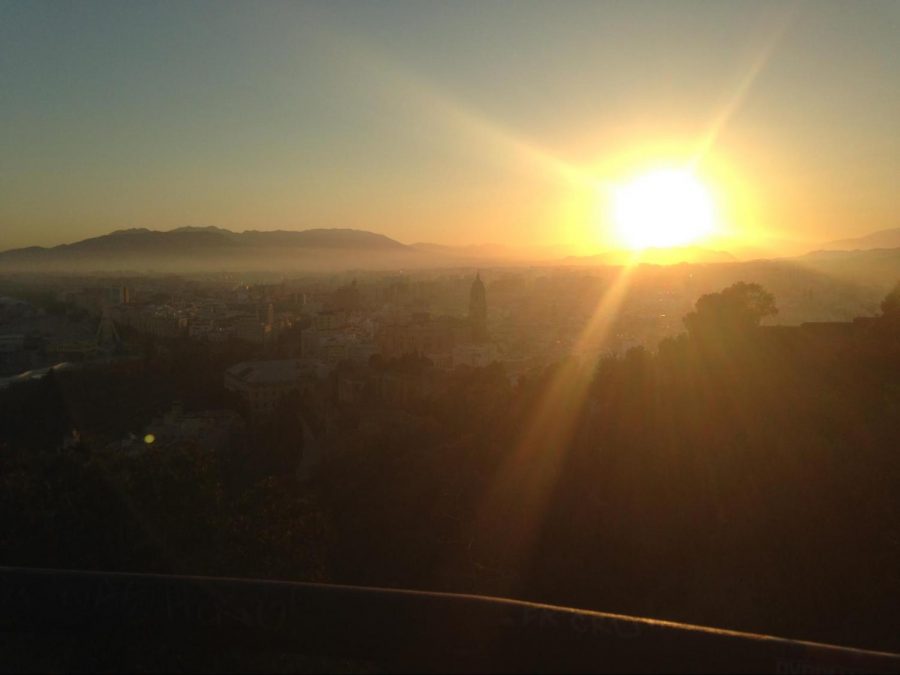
[684,282,778,338]
[881,281,900,318]
[8,282,900,654]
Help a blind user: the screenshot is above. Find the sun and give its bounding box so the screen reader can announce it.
[611,168,717,250]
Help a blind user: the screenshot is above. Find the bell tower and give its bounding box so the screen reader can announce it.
[468,272,487,342]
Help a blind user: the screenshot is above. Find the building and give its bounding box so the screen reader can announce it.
[452,342,500,368]
[224,359,325,415]
[95,311,122,355]
[67,286,130,314]
[469,272,488,342]
[0,297,33,322]
[233,315,272,345]
[760,317,881,359]
[301,310,378,367]
[375,313,468,360]
[112,304,188,338]
[374,366,439,406]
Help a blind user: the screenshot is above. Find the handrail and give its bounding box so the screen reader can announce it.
[1,566,898,673]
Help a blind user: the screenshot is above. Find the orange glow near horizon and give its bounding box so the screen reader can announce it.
[570,140,779,259]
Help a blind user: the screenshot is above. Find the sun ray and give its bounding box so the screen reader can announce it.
[468,259,640,577]
[691,1,803,167]
[312,23,589,187]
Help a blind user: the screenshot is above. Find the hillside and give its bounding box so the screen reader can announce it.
[822,228,900,252]
[0,227,414,273]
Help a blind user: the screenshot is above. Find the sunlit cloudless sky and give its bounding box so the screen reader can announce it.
[1,0,898,252]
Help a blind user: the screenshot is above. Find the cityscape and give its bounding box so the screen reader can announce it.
[1,1,899,672]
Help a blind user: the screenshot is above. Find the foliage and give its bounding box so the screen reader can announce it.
[0,443,327,580]
[881,280,900,317]
[684,281,778,338]
[4,282,900,654]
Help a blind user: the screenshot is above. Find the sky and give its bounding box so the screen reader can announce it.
[1,0,898,254]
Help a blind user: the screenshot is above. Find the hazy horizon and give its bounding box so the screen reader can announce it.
[2,222,898,263]
[2,0,899,255]
[4,3,900,667]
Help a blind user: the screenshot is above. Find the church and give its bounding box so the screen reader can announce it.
[468,272,488,343]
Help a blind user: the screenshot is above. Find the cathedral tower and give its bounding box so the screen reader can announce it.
[468,272,487,342]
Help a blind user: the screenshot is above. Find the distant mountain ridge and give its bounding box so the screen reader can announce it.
[411,241,573,261]
[0,227,412,273]
[1,226,406,255]
[821,228,900,252]
[564,246,737,266]
[3,225,899,279]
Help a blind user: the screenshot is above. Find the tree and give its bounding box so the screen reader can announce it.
[684,282,778,339]
[881,282,900,318]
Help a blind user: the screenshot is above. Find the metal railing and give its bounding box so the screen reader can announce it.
[2,566,898,673]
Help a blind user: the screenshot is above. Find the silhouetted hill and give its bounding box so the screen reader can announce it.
[797,246,900,287]
[414,243,737,266]
[822,228,900,251]
[564,246,737,266]
[411,242,572,262]
[412,242,511,257]
[4,227,898,281]
[0,227,412,273]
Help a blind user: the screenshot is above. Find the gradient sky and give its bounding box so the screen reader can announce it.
[1,0,898,253]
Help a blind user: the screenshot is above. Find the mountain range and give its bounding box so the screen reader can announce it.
[821,227,900,252]
[1,226,898,280]
[0,227,735,272]
[0,227,413,273]
[562,246,737,266]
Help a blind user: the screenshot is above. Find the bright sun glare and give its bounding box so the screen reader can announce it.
[612,168,716,251]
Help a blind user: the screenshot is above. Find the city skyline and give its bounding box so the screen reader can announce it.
[2,0,898,254]
[3,2,900,668]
